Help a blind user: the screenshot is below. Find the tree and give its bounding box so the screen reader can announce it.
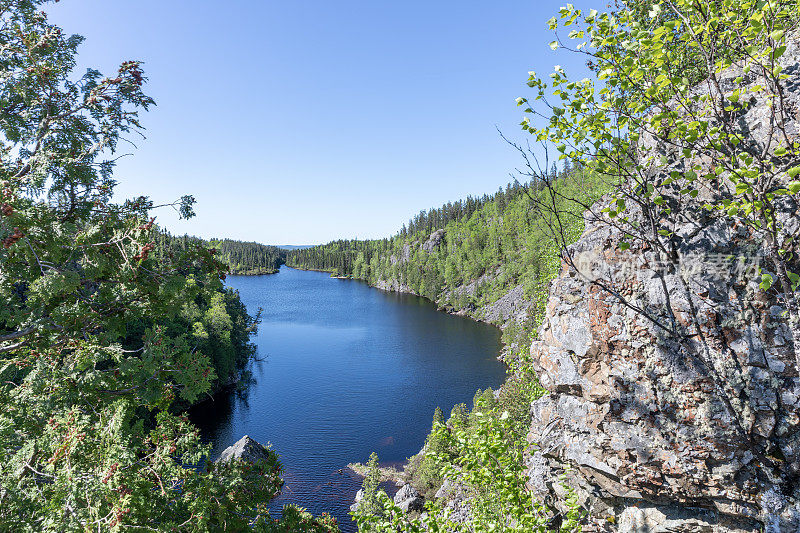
[432,406,444,428]
[356,452,384,518]
[0,3,335,531]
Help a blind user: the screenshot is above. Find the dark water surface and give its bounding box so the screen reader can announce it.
[190,266,505,531]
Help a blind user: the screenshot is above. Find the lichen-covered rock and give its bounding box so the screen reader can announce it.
[374,278,416,294]
[481,284,534,327]
[525,32,800,533]
[433,473,474,524]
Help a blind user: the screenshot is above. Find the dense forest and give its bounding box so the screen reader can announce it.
[287,165,604,345]
[157,233,285,275]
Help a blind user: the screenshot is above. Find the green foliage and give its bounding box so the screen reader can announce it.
[449,403,469,428]
[408,408,453,498]
[432,406,445,427]
[0,4,335,531]
[356,452,385,518]
[258,506,340,532]
[527,0,800,296]
[158,233,286,276]
[354,396,583,532]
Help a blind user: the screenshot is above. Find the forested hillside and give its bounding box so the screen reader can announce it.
[288,168,608,355]
[157,233,285,275]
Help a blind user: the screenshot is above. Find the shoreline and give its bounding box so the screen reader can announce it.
[327,275,518,489]
[227,269,280,276]
[284,264,359,280]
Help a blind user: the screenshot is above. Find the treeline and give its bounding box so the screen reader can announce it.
[289,238,392,277]
[287,166,603,316]
[157,233,286,275]
[400,160,576,237]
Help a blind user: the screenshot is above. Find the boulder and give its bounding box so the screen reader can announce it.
[394,484,425,513]
[216,435,275,465]
[349,489,365,513]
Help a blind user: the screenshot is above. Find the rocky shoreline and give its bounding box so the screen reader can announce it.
[344,238,530,518]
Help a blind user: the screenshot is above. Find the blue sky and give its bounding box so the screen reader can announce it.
[46,1,593,245]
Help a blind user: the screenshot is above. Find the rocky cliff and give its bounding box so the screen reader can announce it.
[525,32,800,533]
[377,230,535,331]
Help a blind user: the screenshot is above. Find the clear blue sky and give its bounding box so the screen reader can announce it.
[46,1,593,245]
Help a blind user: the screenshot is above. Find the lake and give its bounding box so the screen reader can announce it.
[190,266,505,531]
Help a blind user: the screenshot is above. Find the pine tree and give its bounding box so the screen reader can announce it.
[358,452,383,517]
[432,406,444,428]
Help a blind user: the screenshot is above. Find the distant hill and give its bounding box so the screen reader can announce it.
[277,245,315,250]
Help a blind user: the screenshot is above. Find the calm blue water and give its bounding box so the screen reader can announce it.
[190,266,505,531]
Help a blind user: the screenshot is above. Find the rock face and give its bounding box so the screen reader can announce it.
[434,474,473,524]
[216,435,276,465]
[375,278,415,294]
[481,283,533,327]
[525,33,800,532]
[422,229,446,254]
[394,484,425,513]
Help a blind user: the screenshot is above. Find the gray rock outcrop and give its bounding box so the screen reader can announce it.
[375,278,415,294]
[394,484,425,513]
[481,284,533,327]
[422,229,446,253]
[216,435,276,465]
[350,489,365,513]
[525,31,800,532]
[434,474,473,524]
